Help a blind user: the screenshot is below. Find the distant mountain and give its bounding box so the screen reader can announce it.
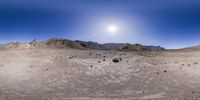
[120,43,164,51]
[103,43,125,50]
[75,40,106,49]
[45,38,85,49]
[2,38,165,51]
[178,45,200,51]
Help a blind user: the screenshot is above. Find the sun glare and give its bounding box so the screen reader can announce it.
[107,25,118,33]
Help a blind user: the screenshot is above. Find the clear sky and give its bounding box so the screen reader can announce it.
[0,0,200,49]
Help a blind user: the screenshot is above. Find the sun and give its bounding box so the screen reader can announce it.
[107,25,118,33]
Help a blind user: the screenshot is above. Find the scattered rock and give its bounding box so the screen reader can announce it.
[191,91,196,94]
[152,63,157,65]
[90,65,93,68]
[113,58,119,63]
[103,59,106,61]
[69,56,73,59]
[119,58,122,61]
[164,70,167,73]
[98,61,101,63]
[193,62,198,65]
[30,65,35,68]
[96,54,101,57]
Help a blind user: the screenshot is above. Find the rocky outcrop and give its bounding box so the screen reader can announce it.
[6,39,47,49]
[6,42,30,49]
[29,39,47,49]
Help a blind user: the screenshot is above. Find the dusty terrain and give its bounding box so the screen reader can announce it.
[0,49,200,100]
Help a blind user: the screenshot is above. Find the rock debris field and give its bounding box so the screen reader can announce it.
[0,49,200,100]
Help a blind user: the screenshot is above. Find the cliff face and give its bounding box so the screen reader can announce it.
[2,38,165,51]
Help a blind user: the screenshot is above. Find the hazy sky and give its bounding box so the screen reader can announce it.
[0,0,200,48]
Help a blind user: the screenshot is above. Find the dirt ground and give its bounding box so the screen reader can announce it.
[0,49,200,100]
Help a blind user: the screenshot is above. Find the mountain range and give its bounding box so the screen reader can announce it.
[1,38,165,51]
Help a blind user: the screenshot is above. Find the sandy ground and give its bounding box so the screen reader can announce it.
[0,49,200,100]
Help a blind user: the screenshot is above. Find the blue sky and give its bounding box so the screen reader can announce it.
[0,0,200,48]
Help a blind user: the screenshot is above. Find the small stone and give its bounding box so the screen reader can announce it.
[69,56,73,59]
[193,62,198,65]
[112,58,119,63]
[191,91,196,93]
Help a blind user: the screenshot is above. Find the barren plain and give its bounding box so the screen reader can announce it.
[0,49,199,100]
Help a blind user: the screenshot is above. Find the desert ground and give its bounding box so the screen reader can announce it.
[0,49,200,100]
